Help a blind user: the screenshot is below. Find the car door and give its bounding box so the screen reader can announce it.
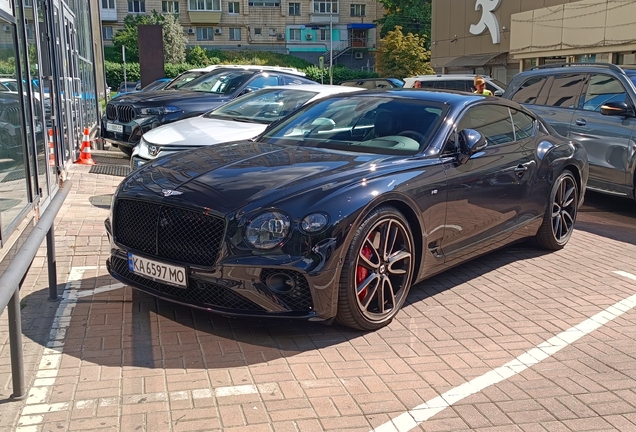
[439,103,535,261]
[569,73,636,192]
[524,73,586,137]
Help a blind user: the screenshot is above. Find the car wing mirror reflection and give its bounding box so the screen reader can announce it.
[457,129,487,164]
[600,101,635,117]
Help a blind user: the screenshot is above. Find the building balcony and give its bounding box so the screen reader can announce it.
[101,8,117,21]
[188,11,222,24]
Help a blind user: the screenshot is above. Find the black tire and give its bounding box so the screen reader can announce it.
[534,170,578,250]
[118,146,133,157]
[336,206,415,331]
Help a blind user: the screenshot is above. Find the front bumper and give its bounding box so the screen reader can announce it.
[100,115,164,149]
[105,220,337,321]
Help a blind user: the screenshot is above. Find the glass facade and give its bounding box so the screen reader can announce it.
[0,0,100,248]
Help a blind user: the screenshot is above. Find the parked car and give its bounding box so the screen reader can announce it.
[131,84,364,169]
[106,89,588,330]
[139,78,172,92]
[340,78,404,89]
[117,81,140,95]
[404,74,506,96]
[101,66,316,156]
[503,62,636,201]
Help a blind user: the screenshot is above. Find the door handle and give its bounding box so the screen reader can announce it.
[514,164,528,177]
[575,118,587,126]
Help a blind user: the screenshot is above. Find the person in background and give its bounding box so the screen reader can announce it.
[473,76,493,95]
[413,81,422,89]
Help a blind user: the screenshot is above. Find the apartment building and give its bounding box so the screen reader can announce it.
[100,0,379,68]
[431,0,636,84]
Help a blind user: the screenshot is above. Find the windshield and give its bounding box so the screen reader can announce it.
[261,95,446,155]
[205,88,318,123]
[182,70,253,94]
[163,71,207,90]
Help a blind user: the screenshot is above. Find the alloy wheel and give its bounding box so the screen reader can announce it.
[551,174,577,242]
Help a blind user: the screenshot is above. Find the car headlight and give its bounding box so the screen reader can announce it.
[245,211,291,250]
[138,106,180,116]
[300,213,329,233]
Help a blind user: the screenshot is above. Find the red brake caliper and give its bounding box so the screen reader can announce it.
[357,244,373,300]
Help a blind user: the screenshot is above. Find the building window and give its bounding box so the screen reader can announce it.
[289,28,301,41]
[103,26,113,40]
[228,1,240,13]
[197,27,214,40]
[24,0,33,6]
[26,24,34,39]
[254,27,262,35]
[101,0,115,8]
[319,28,330,41]
[229,27,241,40]
[189,0,221,11]
[289,2,300,15]
[162,1,179,12]
[350,4,365,16]
[248,0,279,6]
[313,0,337,13]
[128,0,145,13]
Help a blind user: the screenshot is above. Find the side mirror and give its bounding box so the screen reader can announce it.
[494,90,503,97]
[600,101,635,117]
[457,129,487,164]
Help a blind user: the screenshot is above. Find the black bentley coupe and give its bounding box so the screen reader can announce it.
[106,90,589,331]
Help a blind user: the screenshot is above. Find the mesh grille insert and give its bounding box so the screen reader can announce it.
[260,269,313,311]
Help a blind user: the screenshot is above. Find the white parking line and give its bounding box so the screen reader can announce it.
[371,270,636,432]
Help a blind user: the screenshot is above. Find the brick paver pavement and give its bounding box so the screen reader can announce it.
[1,155,636,431]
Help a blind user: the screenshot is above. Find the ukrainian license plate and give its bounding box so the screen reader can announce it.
[128,253,187,288]
[106,122,123,133]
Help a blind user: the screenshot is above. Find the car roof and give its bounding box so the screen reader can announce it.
[516,62,636,78]
[264,84,364,95]
[406,74,492,80]
[188,64,305,76]
[336,88,494,103]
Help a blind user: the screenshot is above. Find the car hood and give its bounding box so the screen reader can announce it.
[110,90,230,105]
[117,141,401,215]
[143,116,268,147]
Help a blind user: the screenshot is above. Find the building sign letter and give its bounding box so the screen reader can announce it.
[469,0,502,44]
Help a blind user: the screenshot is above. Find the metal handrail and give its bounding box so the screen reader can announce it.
[0,180,72,400]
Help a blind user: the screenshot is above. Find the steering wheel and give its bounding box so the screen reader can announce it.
[397,130,426,143]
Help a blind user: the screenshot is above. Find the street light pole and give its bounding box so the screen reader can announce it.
[329,8,333,85]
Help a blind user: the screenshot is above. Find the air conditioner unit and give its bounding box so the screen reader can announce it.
[305,34,313,41]
[187,28,194,34]
[276,33,285,40]
[354,52,363,59]
[3,25,11,33]
[215,28,222,35]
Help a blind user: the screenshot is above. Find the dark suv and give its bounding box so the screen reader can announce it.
[101,67,316,156]
[504,63,636,200]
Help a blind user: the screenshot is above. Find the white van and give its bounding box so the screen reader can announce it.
[404,74,506,96]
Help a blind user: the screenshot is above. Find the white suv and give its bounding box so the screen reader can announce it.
[404,74,506,96]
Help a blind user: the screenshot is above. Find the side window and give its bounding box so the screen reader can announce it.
[485,82,499,94]
[544,74,585,108]
[247,75,280,90]
[281,75,309,85]
[420,81,436,89]
[457,104,515,146]
[580,74,629,112]
[445,81,466,91]
[433,81,446,89]
[511,109,536,140]
[511,76,547,104]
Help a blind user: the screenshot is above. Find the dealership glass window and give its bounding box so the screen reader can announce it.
[228,1,239,13]
[319,28,330,41]
[0,22,30,236]
[229,27,241,40]
[102,0,115,9]
[189,0,221,11]
[289,2,300,15]
[314,0,337,13]
[510,76,548,105]
[103,26,113,39]
[350,4,365,16]
[197,27,214,40]
[162,1,179,13]
[128,0,146,13]
[544,74,585,109]
[289,28,300,41]
[580,74,629,112]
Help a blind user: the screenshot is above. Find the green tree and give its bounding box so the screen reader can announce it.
[375,0,431,42]
[375,26,434,79]
[163,13,187,64]
[185,46,209,66]
[112,11,165,62]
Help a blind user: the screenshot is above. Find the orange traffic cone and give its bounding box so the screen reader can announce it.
[48,129,55,166]
[76,127,96,165]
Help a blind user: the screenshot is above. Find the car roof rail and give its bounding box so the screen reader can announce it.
[530,62,625,73]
